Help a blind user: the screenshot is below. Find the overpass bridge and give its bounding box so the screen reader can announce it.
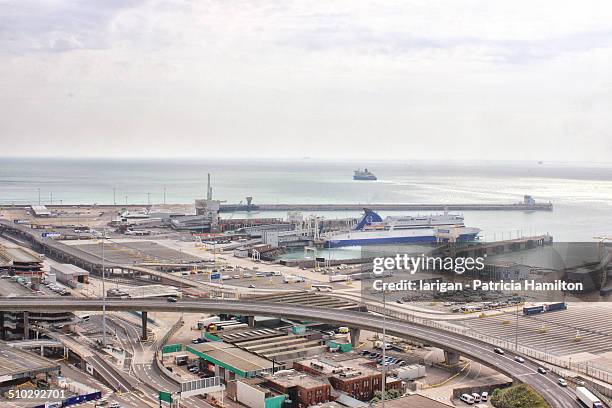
[0,298,580,407]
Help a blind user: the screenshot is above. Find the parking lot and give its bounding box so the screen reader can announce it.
[182,266,349,291]
[461,303,612,357]
[71,240,204,265]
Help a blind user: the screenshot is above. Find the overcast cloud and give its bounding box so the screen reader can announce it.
[1,0,612,161]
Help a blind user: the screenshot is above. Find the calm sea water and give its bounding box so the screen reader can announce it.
[1,157,611,241]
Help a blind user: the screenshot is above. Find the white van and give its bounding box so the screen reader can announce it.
[471,393,481,403]
[481,391,489,401]
[460,394,475,404]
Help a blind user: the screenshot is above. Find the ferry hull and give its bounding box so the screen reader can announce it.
[325,232,479,248]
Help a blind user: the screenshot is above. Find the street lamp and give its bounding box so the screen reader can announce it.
[102,229,107,347]
[381,270,387,408]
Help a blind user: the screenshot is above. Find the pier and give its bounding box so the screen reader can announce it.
[219,202,553,212]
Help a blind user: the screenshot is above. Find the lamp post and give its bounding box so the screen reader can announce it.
[381,271,387,408]
[102,229,107,347]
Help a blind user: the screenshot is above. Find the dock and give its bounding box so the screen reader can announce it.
[219,202,553,212]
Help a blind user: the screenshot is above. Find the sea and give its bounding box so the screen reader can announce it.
[1,157,611,243]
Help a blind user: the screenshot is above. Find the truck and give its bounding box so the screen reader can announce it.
[329,274,349,283]
[283,275,304,283]
[523,305,544,315]
[175,354,189,366]
[576,386,604,408]
[197,316,220,330]
[545,302,567,312]
[395,364,426,380]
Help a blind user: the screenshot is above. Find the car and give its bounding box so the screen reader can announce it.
[481,391,489,401]
[233,274,240,279]
[557,378,568,387]
[191,338,204,344]
[395,299,404,304]
[537,367,547,375]
[167,297,178,302]
[249,284,256,288]
[493,348,504,355]
[398,361,407,367]
[514,356,525,363]
[109,403,121,408]
[361,350,370,356]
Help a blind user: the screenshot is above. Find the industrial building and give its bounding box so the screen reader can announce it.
[50,263,89,288]
[30,205,52,217]
[294,355,403,401]
[186,342,282,382]
[233,377,286,408]
[263,369,332,408]
[220,327,328,363]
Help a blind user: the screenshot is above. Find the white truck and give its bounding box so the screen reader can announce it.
[329,274,349,282]
[576,386,604,408]
[283,275,305,283]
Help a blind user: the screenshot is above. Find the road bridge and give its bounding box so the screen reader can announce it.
[0,298,580,407]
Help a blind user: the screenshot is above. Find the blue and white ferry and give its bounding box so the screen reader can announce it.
[325,209,480,247]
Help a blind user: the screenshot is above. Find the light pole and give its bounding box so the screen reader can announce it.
[38,188,41,205]
[381,271,387,407]
[163,187,166,205]
[515,304,519,351]
[102,229,107,347]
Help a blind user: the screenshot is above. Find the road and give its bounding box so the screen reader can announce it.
[0,298,581,407]
[107,314,211,408]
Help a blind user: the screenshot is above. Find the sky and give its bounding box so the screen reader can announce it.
[1,0,612,162]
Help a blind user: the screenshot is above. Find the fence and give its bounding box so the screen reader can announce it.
[367,304,612,387]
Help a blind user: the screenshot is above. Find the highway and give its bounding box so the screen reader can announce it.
[107,315,211,408]
[0,298,580,407]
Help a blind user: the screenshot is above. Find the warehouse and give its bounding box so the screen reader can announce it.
[186,342,281,382]
[30,205,52,217]
[50,264,89,288]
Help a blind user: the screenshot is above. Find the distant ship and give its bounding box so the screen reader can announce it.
[325,209,480,247]
[353,168,377,180]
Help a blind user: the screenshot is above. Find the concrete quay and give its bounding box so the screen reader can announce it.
[219,202,554,212]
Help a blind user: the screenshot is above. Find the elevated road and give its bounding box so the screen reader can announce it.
[0,298,579,407]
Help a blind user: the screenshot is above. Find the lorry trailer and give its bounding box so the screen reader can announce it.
[576,386,604,408]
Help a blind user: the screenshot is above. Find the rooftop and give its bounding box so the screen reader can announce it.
[187,342,275,377]
[50,263,89,276]
[297,355,379,381]
[264,369,329,389]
